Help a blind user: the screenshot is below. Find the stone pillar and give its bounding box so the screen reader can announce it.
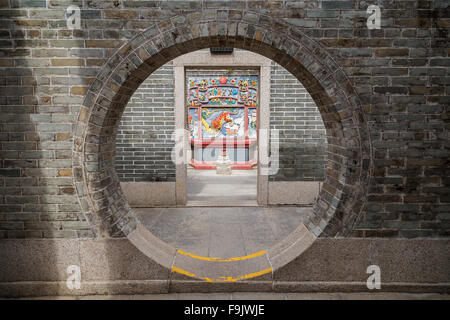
[174,65,187,205]
[257,64,270,206]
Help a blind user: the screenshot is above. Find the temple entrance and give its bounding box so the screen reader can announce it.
[186,67,259,206]
[76,14,369,282]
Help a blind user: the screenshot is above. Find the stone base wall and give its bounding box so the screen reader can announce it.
[120,182,176,207]
[0,238,448,297]
[268,181,322,205]
[121,181,321,206]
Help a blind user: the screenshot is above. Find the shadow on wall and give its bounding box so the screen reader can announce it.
[0,19,66,297]
[76,238,171,296]
[0,9,171,297]
[0,7,91,297]
[0,238,172,297]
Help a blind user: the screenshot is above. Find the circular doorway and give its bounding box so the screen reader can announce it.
[72,12,371,282]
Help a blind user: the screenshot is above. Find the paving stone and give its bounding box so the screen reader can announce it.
[231,292,287,300]
[177,293,232,300]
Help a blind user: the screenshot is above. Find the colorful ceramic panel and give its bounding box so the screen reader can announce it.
[201,107,245,138]
[187,75,258,107]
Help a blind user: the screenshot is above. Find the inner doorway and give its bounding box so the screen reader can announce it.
[185,67,259,206]
[115,48,328,259]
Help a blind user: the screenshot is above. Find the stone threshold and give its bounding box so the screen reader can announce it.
[10,292,450,300]
[1,280,449,299]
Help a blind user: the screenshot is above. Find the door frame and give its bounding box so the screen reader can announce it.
[173,49,271,206]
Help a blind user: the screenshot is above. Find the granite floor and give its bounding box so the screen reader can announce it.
[135,206,310,258]
[186,169,257,206]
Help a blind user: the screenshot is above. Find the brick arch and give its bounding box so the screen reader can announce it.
[73,11,371,278]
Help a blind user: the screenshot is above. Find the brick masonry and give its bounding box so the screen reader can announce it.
[269,61,327,181]
[0,1,448,239]
[115,62,175,182]
[114,58,327,182]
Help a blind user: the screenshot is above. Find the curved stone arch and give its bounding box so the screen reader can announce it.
[72,10,371,281]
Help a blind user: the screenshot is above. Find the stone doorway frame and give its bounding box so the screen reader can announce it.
[172,50,271,206]
[72,11,371,282]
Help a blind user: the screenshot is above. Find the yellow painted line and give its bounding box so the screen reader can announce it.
[176,249,266,262]
[171,265,272,283]
[171,265,213,282]
[216,267,272,282]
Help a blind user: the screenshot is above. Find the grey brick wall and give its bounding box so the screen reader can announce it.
[269,62,328,181]
[115,62,175,182]
[114,60,327,183]
[0,0,448,239]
